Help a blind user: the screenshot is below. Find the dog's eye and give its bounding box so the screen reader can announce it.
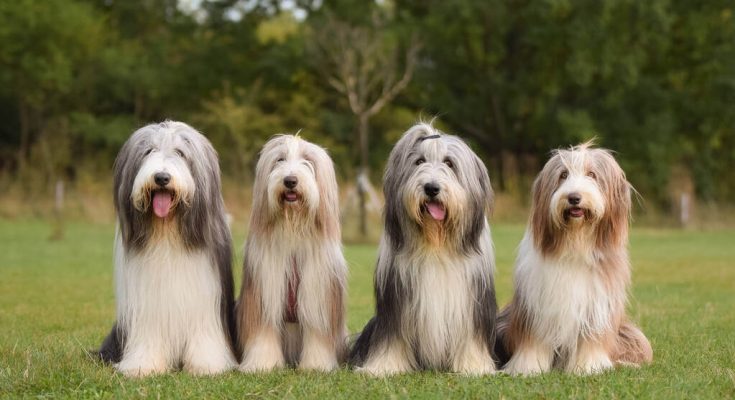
[443,159,454,169]
[174,149,184,158]
[415,157,425,166]
[587,171,596,180]
[144,148,154,156]
[276,157,285,163]
[560,171,568,180]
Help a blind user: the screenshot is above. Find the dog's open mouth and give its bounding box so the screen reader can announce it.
[152,190,174,218]
[423,201,447,221]
[566,206,585,219]
[282,190,300,203]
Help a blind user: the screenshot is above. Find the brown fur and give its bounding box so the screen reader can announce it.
[328,277,348,362]
[613,320,653,365]
[235,271,262,359]
[498,142,652,371]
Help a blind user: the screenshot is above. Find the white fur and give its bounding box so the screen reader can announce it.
[131,137,195,213]
[504,146,627,376]
[240,225,345,371]
[239,135,346,373]
[548,149,605,229]
[357,337,413,376]
[395,241,485,366]
[355,124,497,376]
[505,231,616,375]
[114,229,235,377]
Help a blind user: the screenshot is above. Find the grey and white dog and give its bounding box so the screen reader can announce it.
[98,121,236,377]
[350,123,498,376]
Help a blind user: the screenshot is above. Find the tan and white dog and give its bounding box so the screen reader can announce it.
[497,142,652,375]
[236,135,347,372]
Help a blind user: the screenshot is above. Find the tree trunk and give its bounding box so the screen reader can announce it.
[16,98,30,177]
[358,113,370,237]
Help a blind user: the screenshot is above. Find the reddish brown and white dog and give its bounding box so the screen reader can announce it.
[235,135,347,372]
[496,142,652,375]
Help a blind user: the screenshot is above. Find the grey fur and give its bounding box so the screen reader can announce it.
[98,121,235,365]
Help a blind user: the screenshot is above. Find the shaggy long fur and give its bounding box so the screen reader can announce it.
[496,142,653,375]
[349,123,498,376]
[98,121,236,377]
[236,135,347,372]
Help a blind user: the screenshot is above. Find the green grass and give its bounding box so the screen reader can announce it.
[0,219,733,399]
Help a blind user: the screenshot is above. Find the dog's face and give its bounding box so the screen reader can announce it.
[114,121,223,249]
[251,135,339,235]
[384,124,493,250]
[129,130,196,219]
[531,142,631,254]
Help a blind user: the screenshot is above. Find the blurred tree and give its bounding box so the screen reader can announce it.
[309,10,421,236]
[0,0,733,220]
[0,0,105,178]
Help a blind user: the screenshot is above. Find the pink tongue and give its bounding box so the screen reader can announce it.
[426,202,446,221]
[152,192,173,218]
[570,208,585,217]
[284,192,298,202]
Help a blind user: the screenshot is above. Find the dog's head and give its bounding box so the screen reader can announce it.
[384,123,493,251]
[531,141,631,255]
[251,135,339,236]
[114,121,224,249]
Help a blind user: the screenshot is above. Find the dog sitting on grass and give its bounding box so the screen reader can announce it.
[98,121,237,377]
[496,142,653,375]
[235,135,348,372]
[350,123,498,376]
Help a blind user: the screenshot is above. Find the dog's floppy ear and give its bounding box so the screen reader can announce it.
[530,150,565,256]
[177,126,224,249]
[593,149,631,251]
[249,135,285,232]
[462,149,493,253]
[309,143,341,240]
[114,126,152,249]
[383,126,427,250]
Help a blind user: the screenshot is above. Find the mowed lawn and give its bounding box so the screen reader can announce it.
[0,219,733,399]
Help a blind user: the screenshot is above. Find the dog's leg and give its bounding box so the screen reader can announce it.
[184,329,236,375]
[356,337,413,376]
[503,335,553,376]
[238,325,285,372]
[298,325,338,371]
[570,337,613,375]
[115,340,168,377]
[452,336,496,375]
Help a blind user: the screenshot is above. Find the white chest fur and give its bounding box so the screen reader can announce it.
[114,232,224,363]
[397,248,475,366]
[515,234,614,350]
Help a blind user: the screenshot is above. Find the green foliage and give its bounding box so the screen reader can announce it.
[0,0,733,206]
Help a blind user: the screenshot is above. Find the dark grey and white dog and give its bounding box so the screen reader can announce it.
[350,123,498,375]
[98,121,236,377]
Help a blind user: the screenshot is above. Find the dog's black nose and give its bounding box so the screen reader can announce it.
[154,172,171,187]
[568,192,582,205]
[424,182,441,198]
[284,175,298,189]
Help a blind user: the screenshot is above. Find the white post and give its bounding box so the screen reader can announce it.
[51,180,64,240]
[680,193,690,227]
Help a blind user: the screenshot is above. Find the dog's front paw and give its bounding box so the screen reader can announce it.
[572,355,613,375]
[186,358,236,376]
[355,364,409,377]
[115,358,167,378]
[502,355,548,377]
[238,355,285,373]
